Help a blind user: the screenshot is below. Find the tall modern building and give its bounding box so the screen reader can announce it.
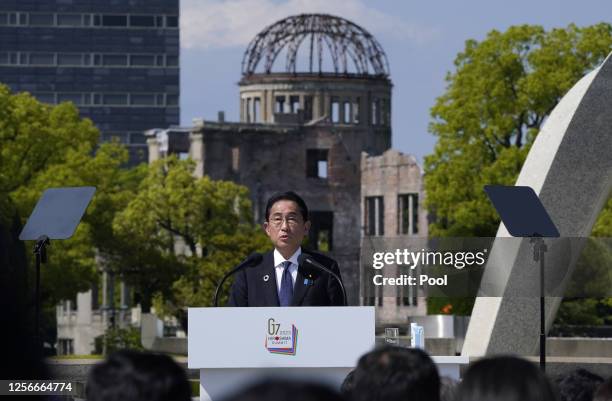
[0,0,179,164]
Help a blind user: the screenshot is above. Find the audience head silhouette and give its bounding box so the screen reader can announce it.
[221,379,344,401]
[456,355,555,401]
[87,350,191,401]
[351,346,440,401]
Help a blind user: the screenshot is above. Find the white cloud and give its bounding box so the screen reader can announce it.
[180,0,440,50]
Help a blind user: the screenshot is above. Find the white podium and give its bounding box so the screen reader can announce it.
[188,307,375,401]
[188,307,469,401]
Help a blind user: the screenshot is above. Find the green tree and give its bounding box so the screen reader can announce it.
[423,24,612,316]
[425,23,612,236]
[113,156,268,326]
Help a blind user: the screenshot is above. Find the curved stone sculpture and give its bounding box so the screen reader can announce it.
[463,54,612,356]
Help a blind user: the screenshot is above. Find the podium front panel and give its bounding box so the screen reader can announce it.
[188,306,375,369]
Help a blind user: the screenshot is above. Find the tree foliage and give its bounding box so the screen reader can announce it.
[424,24,612,317]
[425,23,612,237]
[112,156,269,322]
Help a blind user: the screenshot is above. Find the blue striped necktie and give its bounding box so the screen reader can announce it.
[279,261,293,306]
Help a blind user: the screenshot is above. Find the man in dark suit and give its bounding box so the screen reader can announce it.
[228,191,345,306]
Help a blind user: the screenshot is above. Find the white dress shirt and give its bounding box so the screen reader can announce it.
[273,247,301,292]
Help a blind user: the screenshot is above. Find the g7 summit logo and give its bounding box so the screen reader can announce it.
[265,318,298,355]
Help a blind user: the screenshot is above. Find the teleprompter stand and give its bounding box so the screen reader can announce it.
[19,187,96,355]
[484,185,560,372]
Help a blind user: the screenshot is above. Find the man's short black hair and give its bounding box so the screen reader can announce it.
[352,346,440,401]
[86,350,191,401]
[265,191,309,222]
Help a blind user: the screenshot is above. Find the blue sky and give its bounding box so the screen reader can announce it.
[179,0,612,164]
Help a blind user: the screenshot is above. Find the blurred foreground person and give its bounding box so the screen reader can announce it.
[351,346,440,401]
[222,379,344,401]
[554,369,603,401]
[87,350,191,401]
[439,376,458,401]
[456,355,555,401]
[340,369,355,399]
[594,377,612,401]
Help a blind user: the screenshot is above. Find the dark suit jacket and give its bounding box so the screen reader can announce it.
[227,249,345,306]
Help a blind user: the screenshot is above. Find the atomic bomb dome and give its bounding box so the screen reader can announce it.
[241,13,390,76]
[238,14,392,127]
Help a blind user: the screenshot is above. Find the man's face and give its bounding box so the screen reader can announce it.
[264,200,310,256]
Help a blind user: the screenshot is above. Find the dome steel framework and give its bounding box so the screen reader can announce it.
[241,14,390,77]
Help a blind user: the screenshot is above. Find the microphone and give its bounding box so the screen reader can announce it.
[297,254,348,306]
[213,252,263,306]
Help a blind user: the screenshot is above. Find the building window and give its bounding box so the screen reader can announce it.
[29,53,54,65]
[166,16,179,28]
[275,96,286,113]
[33,93,55,104]
[397,277,418,307]
[253,97,261,122]
[58,339,74,355]
[166,55,179,67]
[57,93,83,105]
[103,54,128,66]
[304,95,313,121]
[398,193,419,235]
[130,133,146,144]
[290,95,300,113]
[246,98,252,122]
[129,15,155,27]
[231,147,240,173]
[382,98,390,126]
[166,94,179,107]
[57,14,82,26]
[101,15,128,27]
[365,196,384,236]
[57,53,83,66]
[29,13,54,26]
[308,211,333,251]
[343,101,351,124]
[103,94,128,105]
[371,98,380,125]
[306,149,329,179]
[331,97,340,123]
[131,94,156,106]
[352,97,360,123]
[130,54,155,66]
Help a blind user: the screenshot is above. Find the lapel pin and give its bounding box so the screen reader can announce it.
[263,274,270,282]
